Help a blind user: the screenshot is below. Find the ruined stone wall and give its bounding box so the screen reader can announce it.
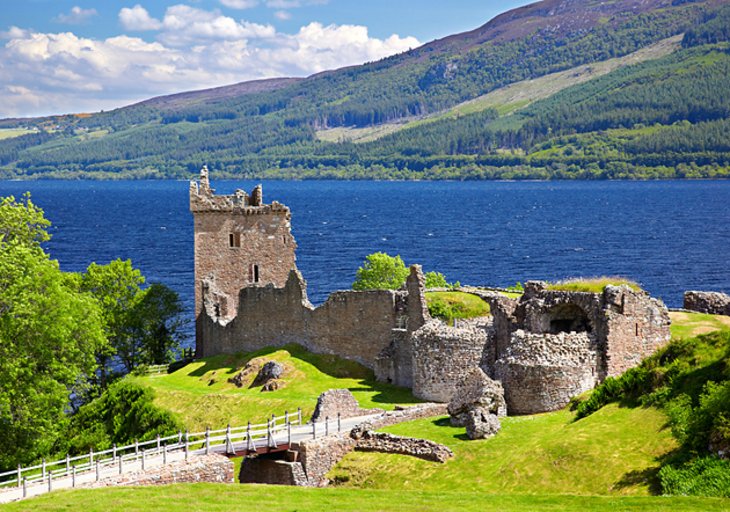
[494,330,598,414]
[411,320,489,402]
[684,290,730,316]
[85,454,233,489]
[199,268,428,370]
[602,286,671,378]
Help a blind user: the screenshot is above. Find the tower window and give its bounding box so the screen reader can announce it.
[254,264,260,283]
[229,233,241,248]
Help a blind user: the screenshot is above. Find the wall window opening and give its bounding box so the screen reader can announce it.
[229,233,241,248]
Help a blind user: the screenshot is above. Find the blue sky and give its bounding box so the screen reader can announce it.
[0,1,533,117]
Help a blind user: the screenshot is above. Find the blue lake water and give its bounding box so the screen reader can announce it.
[1,180,728,346]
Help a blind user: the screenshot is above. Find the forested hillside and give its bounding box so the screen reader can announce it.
[0,0,729,180]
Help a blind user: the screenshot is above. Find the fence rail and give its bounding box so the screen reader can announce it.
[0,408,313,501]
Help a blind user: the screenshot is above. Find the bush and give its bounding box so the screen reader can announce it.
[352,252,409,290]
[659,457,730,497]
[63,380,182,454]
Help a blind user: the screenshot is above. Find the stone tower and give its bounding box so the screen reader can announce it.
[189,167,297,354]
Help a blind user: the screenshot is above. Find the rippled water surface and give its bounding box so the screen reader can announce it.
[2,179,728,345]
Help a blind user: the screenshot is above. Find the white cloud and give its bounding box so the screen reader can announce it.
[220,0,260,8]
[55,6,98,25]
[119,5,163,31]
[266,0,328,7]
[0,5,420,117]
[274,10,292,20]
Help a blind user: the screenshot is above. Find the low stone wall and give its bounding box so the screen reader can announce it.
[684,291,730,316]
[85,454,234,488]
[370,403,448,429]
[351,428,453,463]
[297,435,356,487]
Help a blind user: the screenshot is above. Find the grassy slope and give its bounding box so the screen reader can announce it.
[129,344,418,431]
[315,35,682,144]
[330,405,674,496]
[669,311,730,339]
[2,486,727,512]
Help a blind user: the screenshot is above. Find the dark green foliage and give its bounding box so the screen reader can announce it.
[658,457,730,498]
[64,380,182,454]
[352,252,409,290]
[0,1,727,179]
[574,330,730,496]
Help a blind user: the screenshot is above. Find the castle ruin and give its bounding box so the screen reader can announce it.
[191,171,671,414]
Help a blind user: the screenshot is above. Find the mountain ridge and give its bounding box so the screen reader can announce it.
[0,0,728,180]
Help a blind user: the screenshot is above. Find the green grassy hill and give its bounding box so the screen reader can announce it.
[129,344,418,431]
[1,0,729,179]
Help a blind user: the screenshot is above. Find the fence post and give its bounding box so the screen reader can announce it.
[66,454,71,475]
[298,407,302,425]
[338,412,341,433]
[163,444,167,465]
[72,466,76,488]
[113,443,117,461]
[246,423,253,453]
[89,448,94,467]
[271,413,276,428]
[157,434,161,454]
[285,410,289,425]
[325,416,329,436]
[141,450,146,471]
[16,464,21,488]
[267,421,275,448]
[135,439,139,455]
[48,473,52,493]
[41,458,46,483]
[184,431,189,460]
[225,424,232,455]
[177,430,182,447]
[96,459,100,482]
[205,426,210,455]
[22,477,26,498]
[118,455,123,475]
[312,421,316,439]
[287,422,292,446]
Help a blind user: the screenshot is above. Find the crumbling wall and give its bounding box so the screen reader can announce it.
[602,285,671,377]
[411,320,489,402]
[494,330,598,414]
[199,267,427,370]
[684,290,730,316]
[238,458,308,486]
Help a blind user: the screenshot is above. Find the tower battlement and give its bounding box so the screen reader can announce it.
[189,166,290,215]
[190,167,297,355]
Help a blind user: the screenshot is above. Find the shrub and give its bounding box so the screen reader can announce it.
[659,457,730,497]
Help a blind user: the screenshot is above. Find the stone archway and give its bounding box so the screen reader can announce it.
[545,303,592,334]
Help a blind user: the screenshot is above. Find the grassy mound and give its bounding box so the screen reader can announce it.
[129,344,418,431]
[328,404,675,496]
[426,292,490,324]
[4,486,727,512]
[547,277,642,293]
[572,328,730,497]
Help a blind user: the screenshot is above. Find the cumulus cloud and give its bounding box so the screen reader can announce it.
[119,5,163,31]
[54,6,98,25]
[220,0,260,8]
[274,10,292,20]
[0,4,420,117]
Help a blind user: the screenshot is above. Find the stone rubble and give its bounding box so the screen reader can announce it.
[684,290,730,316]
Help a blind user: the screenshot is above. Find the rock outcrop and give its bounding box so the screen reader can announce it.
[448,368,505,439]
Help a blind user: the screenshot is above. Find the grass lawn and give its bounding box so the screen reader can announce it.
[2,486,727,512]
[130,344,419,431]
[0,128,36,140]
[669,311,730,339]
[425,291,490,323]
[330,404,676,496]
[547,277,642,293]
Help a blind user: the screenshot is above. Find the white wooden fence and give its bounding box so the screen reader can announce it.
[0,408,334,502]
